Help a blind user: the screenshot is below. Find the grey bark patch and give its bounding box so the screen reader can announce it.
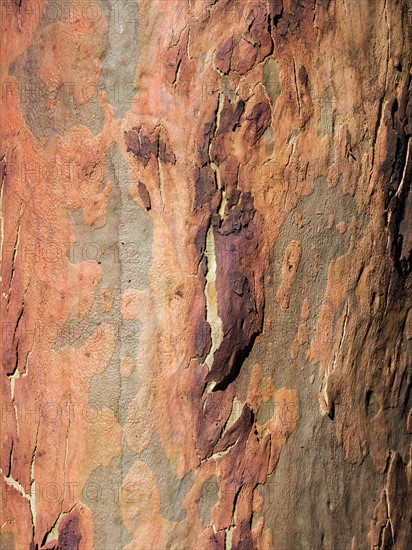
[88,357,139,425]
[257,425,384,550]
[0,532,15,550]
[317,87,334,138]
[263,126,275,156]
[138,434,194,523]
[198,475,219,528]
[8,0,140,142]
[55,143,153,427]
[98,0,140,120]
[9,49,105,142]
[233,178,372,547]
[263,57,281,107]
[256,397,275,425]
[265,177,366,388]
[82,441,136,550]
[84,144,152,424]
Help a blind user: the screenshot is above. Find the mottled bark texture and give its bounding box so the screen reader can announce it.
[1,0,411,549]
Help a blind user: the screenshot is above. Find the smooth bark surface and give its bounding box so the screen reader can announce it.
[1,1,411,548]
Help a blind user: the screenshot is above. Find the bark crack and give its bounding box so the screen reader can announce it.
[157,156,166,210]
[0,148,8,287]
[29,421,40,536]
[320,300,349,416]
[40,503,77,548]
[203,224,224,374]
[172,58,182,87]
[368,0,391,195]
[6,201,24,310]
[293,57,301,116]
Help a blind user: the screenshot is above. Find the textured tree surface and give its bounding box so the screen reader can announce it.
[1,0,411,548]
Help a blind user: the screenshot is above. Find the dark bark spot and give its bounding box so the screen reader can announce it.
[138,181,151,210]
[246,101,272,144]
[125,129,176,167]
[217,100,245,136]
[194,166,216,210]
[229,271,247,297]
[58,517,82,550]
[206,249,259,390]
[298,65,308,87]
[365,389,379,417]
[196,321,212,362]
[382,74,412,272]
[271,0,310,37]
[213,404,254,454]
[196,392,231,459]
[195,223,209,261]
[198,121,216,167]
[215,37,234,74]
[269,0,284,21]
[219,191,255,236]
[226,188,241,209]
[199,255,208,277]
[158,138,176,164]
[124,128,156,166]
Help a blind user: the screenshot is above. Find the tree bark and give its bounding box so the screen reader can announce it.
[1,1,411,549]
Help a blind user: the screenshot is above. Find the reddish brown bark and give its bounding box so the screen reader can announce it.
[1,1,411,549]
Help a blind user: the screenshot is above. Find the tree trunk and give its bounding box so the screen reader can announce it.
[1,1,411,548]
